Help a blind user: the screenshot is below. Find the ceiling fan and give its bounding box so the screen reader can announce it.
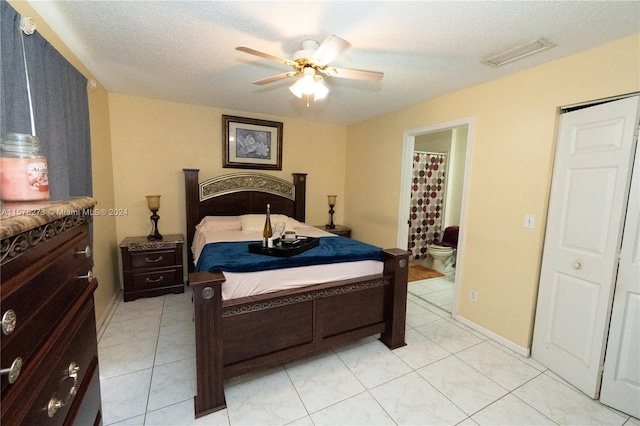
[236,35,383,102]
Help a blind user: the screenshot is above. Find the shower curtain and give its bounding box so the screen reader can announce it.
[408,152,447,260]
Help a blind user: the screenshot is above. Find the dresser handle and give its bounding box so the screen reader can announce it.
[77,270,93,281]
[0,357,23,384]
[145,275,165,283]
[75,246,91,258]
[47,362,79,418]
[2,309,17,335]
[145,255,163,263]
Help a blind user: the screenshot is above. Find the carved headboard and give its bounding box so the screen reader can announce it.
[183,169,307,271]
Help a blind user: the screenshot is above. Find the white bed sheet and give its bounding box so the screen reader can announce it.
[192,226,384,300]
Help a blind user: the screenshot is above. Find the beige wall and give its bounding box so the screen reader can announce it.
[9,0,120,328]
[345,35,640,349]
[108,94,347,249]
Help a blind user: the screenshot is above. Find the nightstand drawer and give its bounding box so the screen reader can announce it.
[129,249,179,269]
[129,268,180,292]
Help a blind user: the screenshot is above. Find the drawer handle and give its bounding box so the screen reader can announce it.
[47,362,80,418]
[75,245,92,258]
[77,270,93,281]
[145,275,165,283]
[2,309,17,335]
[0,357,23,384]
[145,255,164,263]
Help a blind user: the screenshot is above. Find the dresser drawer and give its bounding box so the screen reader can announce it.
[1,230,92,394]
[129,248,179,269]
[1,285,98,425]
[1,258,93,394]
[129,267,180,292]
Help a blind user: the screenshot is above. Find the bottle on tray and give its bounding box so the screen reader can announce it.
[263,204,273,248]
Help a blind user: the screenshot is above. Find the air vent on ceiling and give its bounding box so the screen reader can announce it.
[483,38,555,67]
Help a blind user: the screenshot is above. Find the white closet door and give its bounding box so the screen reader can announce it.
[599,136,640,417]
[532,96,640,398]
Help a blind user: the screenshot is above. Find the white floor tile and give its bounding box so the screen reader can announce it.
[336,340,412,389]
[370,371,468,425]
[108,414,145,425]
[147,357,197,412]
[101,369,152,425]
[415,318,483,353]
[513,373,627,425]
[471,393,556,425]
[99,337,157,379]
[160,304,194,335]
[98,314,161,348]
[224,367,308,425]
[417,355,508,415]
[456,342,541,391]
[110,297,165,323]
[144,399,230,425]
[285,352,365,413]
[154,328,196,366]
[310,392,395,425]
[393,328,451,370]
[406,299,442,328]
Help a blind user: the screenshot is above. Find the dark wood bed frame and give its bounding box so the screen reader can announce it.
[184,169,409,418]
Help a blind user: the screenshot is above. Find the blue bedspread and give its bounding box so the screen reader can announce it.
[196,236,382,273]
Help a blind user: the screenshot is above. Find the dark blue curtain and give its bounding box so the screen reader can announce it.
[0,0,92,197]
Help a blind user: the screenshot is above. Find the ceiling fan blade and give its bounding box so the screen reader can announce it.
[252,72,297,85]
[324,67,383,82]
[236,46,296,67]
[313,35,351,65]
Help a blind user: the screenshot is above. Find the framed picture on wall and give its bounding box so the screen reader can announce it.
[222,115,283,170]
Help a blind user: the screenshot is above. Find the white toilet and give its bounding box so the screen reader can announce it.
[427,244,455,273]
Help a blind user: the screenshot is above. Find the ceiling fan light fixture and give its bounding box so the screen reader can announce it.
[482,38,555,67]
[289,68,328,101]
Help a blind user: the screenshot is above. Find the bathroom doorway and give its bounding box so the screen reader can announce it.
[398,118,474,315]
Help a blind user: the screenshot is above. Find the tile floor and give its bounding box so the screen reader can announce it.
[409,274,455,313]
[98,285,639,426]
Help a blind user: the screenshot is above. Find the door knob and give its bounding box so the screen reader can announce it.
[572,261,582,270]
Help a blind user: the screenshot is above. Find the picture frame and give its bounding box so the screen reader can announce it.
[222,115,283,170]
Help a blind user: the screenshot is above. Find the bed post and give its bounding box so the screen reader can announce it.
[191,271,227,417]
[184,168,200,272]
[292,173,307,222]
[380,248,410,349]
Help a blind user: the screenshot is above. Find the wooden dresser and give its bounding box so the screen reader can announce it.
[0,198,102,426]
[119,234,185,302]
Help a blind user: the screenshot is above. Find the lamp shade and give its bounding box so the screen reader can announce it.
[327,195,337,206]
[146,195,161,211]
[289,68,329,101]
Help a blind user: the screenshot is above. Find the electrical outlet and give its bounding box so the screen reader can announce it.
[524,214,535,229]
[470,289,478,302]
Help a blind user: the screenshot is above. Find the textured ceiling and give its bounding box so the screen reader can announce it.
[28,1,640,125]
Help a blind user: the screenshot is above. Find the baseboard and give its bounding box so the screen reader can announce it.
[454,313,530,357]
[96,290,121,342]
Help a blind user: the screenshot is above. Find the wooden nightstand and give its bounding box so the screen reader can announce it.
[315,224,352,238]
[120,234,185,301]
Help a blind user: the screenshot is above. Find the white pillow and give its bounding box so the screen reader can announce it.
[195,216,241,232]
[240,214,296,234]
[287,217,312,228]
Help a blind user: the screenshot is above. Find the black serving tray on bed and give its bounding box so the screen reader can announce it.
[248,237,319,257]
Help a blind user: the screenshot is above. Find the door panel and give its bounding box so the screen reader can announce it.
[600,137,640,417]
[562,167,617,255]
[532,96,639,398]
[548,273,600,366]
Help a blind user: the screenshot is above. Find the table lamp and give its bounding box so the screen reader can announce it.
[326,195,337,229]
[146,195,163,240]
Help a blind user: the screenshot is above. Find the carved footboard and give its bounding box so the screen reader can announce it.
[190,249,409,418]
